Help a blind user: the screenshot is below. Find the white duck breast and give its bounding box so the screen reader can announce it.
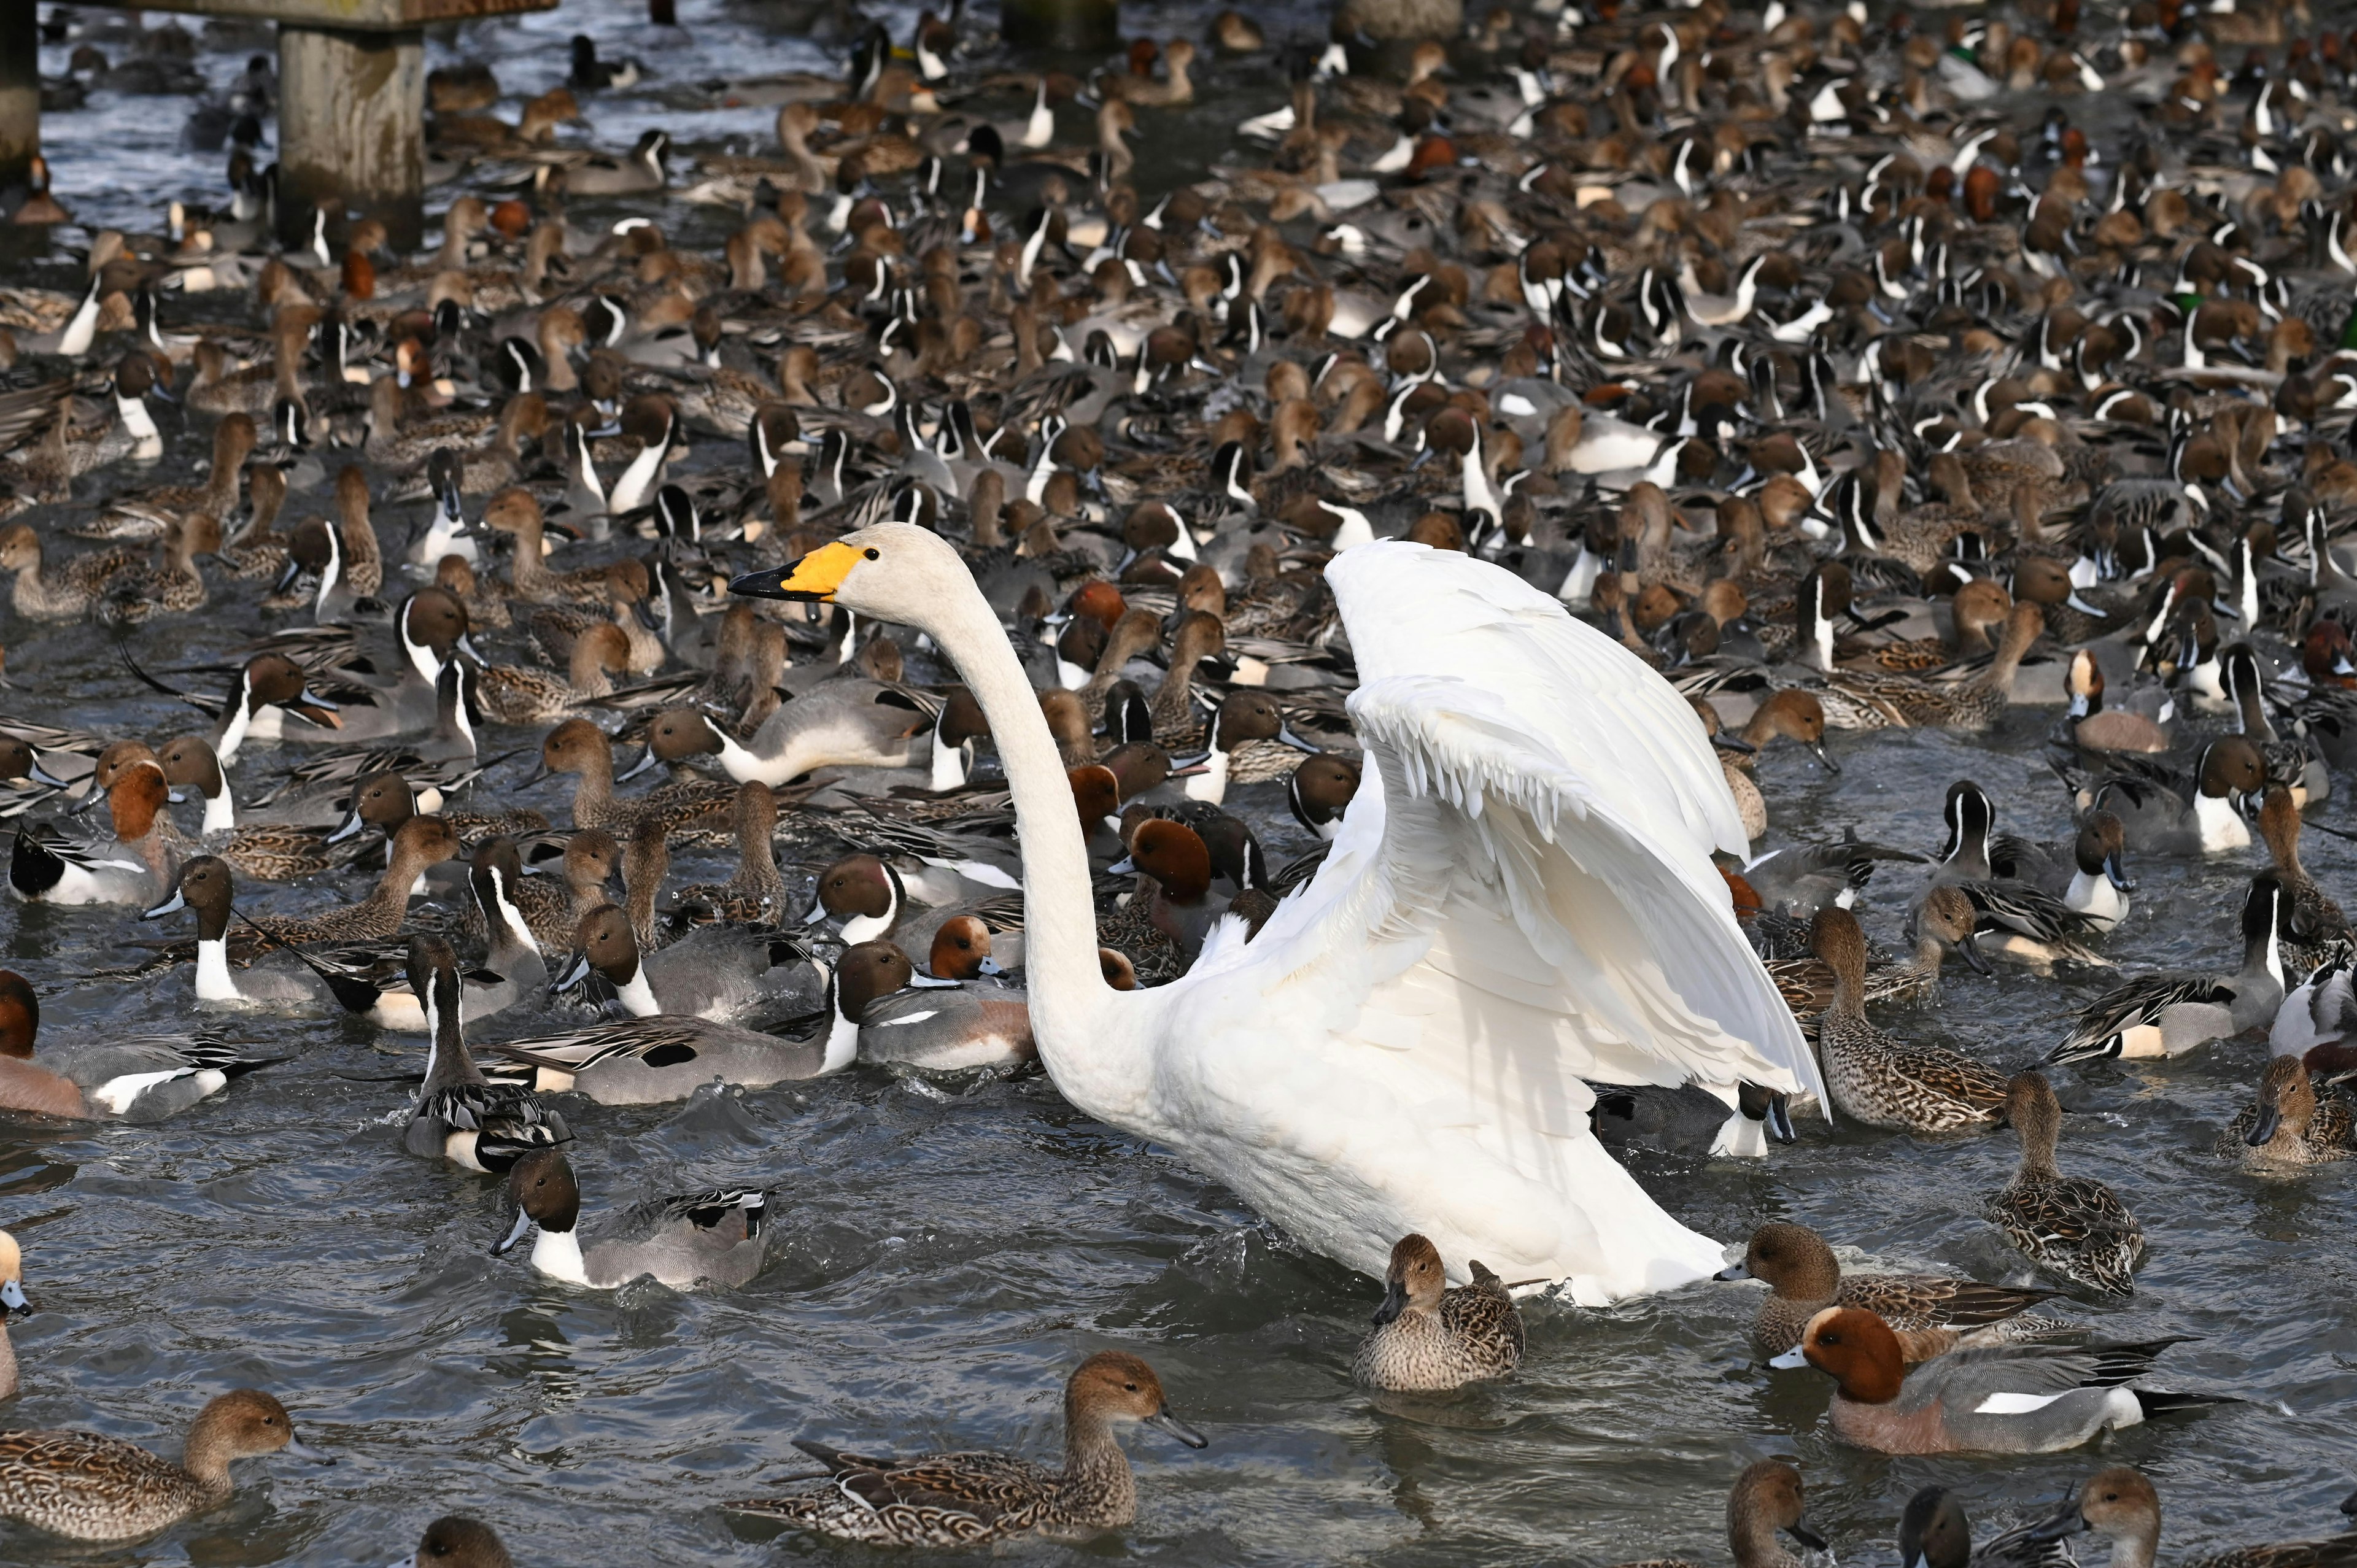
[732,528,1819,1305]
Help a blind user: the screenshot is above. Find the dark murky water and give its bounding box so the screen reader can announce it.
[7,1,2357,1563]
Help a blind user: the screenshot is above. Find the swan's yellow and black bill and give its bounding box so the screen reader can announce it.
[729,542,864,603]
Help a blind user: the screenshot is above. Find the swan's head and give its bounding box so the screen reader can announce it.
[729,523,971,632]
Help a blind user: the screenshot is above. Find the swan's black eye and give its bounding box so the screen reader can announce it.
[864,548,880,560]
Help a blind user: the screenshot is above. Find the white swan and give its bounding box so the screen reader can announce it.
[733,527,1821,1304]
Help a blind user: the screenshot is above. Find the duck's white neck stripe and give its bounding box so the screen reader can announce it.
[615,962,661,1018]
[531,1226,589,1284]
[195,936,242,1003]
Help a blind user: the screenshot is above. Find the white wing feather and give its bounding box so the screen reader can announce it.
[1142,543,1822,1300]
[1295,541,1821,1101]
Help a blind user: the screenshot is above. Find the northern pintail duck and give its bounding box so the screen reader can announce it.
[1351,1233,1522,1392]
[556,903,815,1025]
[725,1351,1206,1545]
[2048,873,2287,1066]
[1606,1461,1826,1568]
[153,733,342,881]
[490,1146,768,1289]
[9,761,177,906]
[2066,738,2268,857]
[2219,1053,2355,1168]
[805,851,1024,962]
[1771,1307,2218,1454]
[836,940,1034,1073]
[1809,908,2010,1134]
[634,684,926,788]
[1984,1072,2145,1296]
[1588,1078,1797,1160]
[0,1387,331,1542]
[0,967,281,1119]
[1716,1222,2061,1360]
[2037,1466,2357,1568]
[402,935,570,1173]
[2253,788,2352,979]
[2059,649,2172,756]
[1927,781,2105,971]
[1990,811,2134,935]
[397,1515,513,1568]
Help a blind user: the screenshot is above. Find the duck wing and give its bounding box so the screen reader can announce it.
[2057,974,2234,1057]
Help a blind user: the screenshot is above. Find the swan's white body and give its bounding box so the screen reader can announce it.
[746,528,1820,1303]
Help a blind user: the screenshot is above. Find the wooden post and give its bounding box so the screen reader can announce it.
[999,0,1118,53]
[0,0,37,193]
[277,21,424,252]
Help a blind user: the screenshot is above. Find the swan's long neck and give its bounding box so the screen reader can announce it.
[923,587,1128,1101]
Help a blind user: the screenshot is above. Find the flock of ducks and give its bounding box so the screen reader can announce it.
[3,0,2357,1556]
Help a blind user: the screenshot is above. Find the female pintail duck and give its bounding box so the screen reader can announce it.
[2067,738,2267,856]
[836,940,1035,1073]
[1808,908,2010,1134]
[628,687,927,790]
[490,1146,768,1289]
[327,762,547,858]
[557,903,816,1024]
[1771,1306,2219,1453]
[2253,787,2352,978]
[1352,1233,1523,1392]
[153,733,341,881]
[397,1515,513,1567]
[725,1350,1206,1545]
[1767,886,1987,1033]
[0,1387,331,1542]
[403,935,571,1173]
[1990,811,2135,933]
[9,762,177,906]
[0,968,281,1119]
[669,780,788,928]
[1606,1460,1826,1568]
[0,1230,25,1399]
[1984,1072,2145,1296]
[2047,873,2288,1066]
[0,523,144,619]
[260,814,466,944]
[1716,1221,2062,1359]
[1898,1485,2083,1568]
[2218,1052,2355,1167]
[2035,1466,2357,1568]
[1817,603,2045,732]
[535,718,735,840]
[732,527,1822,1303]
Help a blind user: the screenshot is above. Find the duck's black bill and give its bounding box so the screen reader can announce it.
[1146,1407,1209,1449]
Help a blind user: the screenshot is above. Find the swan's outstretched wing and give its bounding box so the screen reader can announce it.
[1236,541,1820,1105]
